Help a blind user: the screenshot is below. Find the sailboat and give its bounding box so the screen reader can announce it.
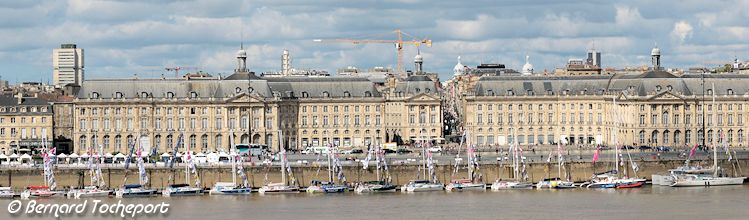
[210,131,252,195]
[536,141,575,189]
[671,84,746,186]
[355,144,397,193]
[68,144,111,198]
[307,143,347,193]
[258,131,300,194]
[21,137,62,199]
[163,134,204,197]
[446,131,486,191]
[403,138,444,192]
[491,136,533,190]
[115,137,157,198]
[0,187,14,198]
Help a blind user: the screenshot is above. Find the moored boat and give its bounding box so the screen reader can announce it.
[162,184,203,197]
[69,186,111,198]
[0,187,15,198]
[445,179,486,191]
[404,180,444,192]
[355,181,397,193]
[115,184,158,197]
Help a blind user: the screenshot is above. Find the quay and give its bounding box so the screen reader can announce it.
[1,158,746,190]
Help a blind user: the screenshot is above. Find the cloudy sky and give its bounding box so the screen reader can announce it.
[1,0,748,83]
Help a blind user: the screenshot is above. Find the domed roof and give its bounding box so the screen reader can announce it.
[651,46,660,56]
[414,53,423,62]
[521,55,533,75]
[453,56,465,76]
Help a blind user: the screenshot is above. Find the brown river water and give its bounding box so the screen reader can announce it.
[2,185,748,220]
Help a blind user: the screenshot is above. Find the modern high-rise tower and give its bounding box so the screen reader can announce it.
[52,44,84,87]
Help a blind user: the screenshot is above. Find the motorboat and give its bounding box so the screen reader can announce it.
[490,180,534,190]
[536,178,576,189]
[404,180,443,192]
[306,181,347,193]
[115,184,158,198]
[68,186,111,198]
[355,181,397,193]
[20,186,60,199]
[652,166,713,186]
[162,184,203,197]
[0,187,15,198]
[258,182,300,194]
[209,182,252,195]
[445,179,486,192]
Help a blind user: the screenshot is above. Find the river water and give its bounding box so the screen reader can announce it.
[2,185,748,220]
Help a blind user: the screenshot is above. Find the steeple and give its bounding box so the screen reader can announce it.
[414,49,423,74]
[651,43,661,70]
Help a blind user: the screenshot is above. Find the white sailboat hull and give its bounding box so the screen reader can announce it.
[491,181,534,190]
[445,183,486,192]
[405,183,443,192]
[671,176,746,187]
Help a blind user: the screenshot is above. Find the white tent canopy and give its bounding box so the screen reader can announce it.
[105,153,114,158]
[69,153,79,158]
[114,153,126,158]
[57,153,68,158]
[0,154,8,160]
[9,153,19,159]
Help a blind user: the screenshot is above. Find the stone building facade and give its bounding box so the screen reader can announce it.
[0,94,54,154]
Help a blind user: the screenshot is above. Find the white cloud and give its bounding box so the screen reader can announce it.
[671,21,693,43]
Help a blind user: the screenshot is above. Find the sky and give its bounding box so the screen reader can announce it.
[1,0,749,83]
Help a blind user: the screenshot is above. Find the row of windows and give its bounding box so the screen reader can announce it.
[0,106,49,113]
[78,117,274,131]
[637,129,746,145]
[301,115,384,126]
[0,117,48,124]
[79,106,272,116]
[0,128,48,138]
[301,105,381,113]
[476,103,602,111]
[639,113,745,125]
[639,103,744,112]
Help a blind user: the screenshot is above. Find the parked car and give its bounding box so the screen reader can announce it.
[638,146,653,150]
[427,146,443,153]
[397,148,413,154]
[656,147,672,152]
[383,149,397,154]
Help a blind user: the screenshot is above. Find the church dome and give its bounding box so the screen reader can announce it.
[414,53,423,63]
[453,56,465,76]
[651,46,660,56]
[236,49,247,58]
[521,55,534,75]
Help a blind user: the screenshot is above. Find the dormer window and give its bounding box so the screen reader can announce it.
[487,89,494,96]
[707,89,713,95]
[190,92,198,98]
[235,87,242,93]
[364,91,372,97]
[166,92,175,99]
[656,85,662,92]
[546,90,553,95]
[322,91,330,98]
[344,91,351,97]
[302,92,309,98]
[115,92,124,99]
[425,88,431,93]
[667,85,673,91]
[247,87,254,93]
[415,88,421,93]
[141,92,149,98]
[91,92,100,99]
[728,89,734,95]
[527,90,534,96]
[507,90,514,96]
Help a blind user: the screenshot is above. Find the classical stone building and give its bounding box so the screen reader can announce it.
[458,47,749,149]
[69,49,441,154]
[0,94,54,154]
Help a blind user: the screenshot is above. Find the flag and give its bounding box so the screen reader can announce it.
[688,144,698,159]
[124,139,136,170]
[168,134,183,169]
[592,145,600,163]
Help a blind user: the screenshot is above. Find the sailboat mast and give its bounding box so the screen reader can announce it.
[230,130,237,185]
[557,142,562,180]
[712,83,718,177]
[279,131,287,185]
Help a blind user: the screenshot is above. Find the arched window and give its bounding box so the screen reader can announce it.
[166,92,175,99]
[235,87,242,93]
[115,92,124,99]
[662,130,670,144]
[343,91,351,97]
[247,87,254,93]
[364,91,372,97]
[651,130,659,144]
[302,92,309,98]
[707,89,713,95]
[141,92,149,98]
[322,91,330,98]
[656,85,662,92]
[639,130,645,144]
[91,92,100,99]
[190,91,198,98]
[727,89,734,95]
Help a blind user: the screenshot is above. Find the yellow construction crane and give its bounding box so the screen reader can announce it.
[313,29,432,76]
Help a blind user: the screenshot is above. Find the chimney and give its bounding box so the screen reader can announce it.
[16,93,22,104]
